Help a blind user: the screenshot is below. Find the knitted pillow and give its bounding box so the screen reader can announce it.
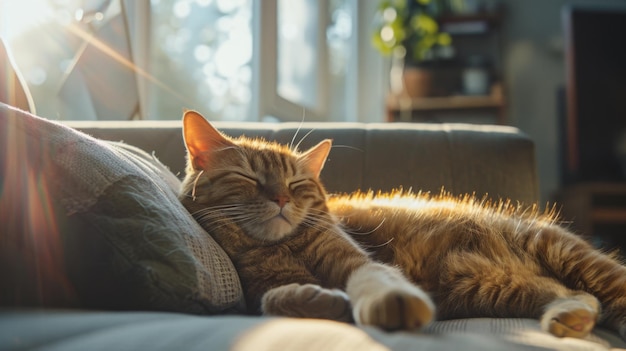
[0,103,244,313]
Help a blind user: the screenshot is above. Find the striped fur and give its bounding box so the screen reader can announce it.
[180,111,434,331]
[179,111,626,339]
[329,190,626,338]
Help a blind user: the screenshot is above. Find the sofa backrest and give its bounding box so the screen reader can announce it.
[65,120,539,205]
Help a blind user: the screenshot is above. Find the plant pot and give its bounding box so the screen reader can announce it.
[403,67,433,98]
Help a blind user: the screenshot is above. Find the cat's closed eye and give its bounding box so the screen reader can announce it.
[232,171,259,186]
[288,178,311,191]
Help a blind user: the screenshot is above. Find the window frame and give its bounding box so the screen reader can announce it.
[253,0,330,122]
[253,0,386,123]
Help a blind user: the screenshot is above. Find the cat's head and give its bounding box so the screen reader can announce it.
[180,110,332,242]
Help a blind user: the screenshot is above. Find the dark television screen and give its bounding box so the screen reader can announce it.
[563,6,626,184]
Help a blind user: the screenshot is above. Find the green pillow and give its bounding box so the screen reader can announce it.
[0,103,244,313]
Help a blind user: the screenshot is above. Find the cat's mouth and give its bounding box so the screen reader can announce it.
[262,213,294,240]
[276,213,291,224]
[268,213,293,229]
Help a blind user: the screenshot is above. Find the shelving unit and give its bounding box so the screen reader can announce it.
[386,83,506,123]
[439,12,503,34]
[386,9,507,124]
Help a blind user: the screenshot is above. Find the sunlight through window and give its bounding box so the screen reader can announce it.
[0,0,54,40]
[1,0,358,122]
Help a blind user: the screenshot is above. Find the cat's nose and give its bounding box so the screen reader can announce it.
[273,195,290,208]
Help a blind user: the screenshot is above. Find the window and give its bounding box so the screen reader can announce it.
[0,0,384,122]
[151,0,253,121]
[277,0,321,110]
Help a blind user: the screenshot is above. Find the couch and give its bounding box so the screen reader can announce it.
[2,102,626,351]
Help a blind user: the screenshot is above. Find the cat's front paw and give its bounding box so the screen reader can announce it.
[353,287,435,331]
[262,283,353,322]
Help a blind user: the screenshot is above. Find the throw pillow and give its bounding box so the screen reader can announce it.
[0,102,244,313]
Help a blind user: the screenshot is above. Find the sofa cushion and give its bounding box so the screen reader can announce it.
[1,311,624,351]
[0,103,244,313]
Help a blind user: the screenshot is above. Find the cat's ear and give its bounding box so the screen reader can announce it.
[182,110,234,170]
[299,139,332,178]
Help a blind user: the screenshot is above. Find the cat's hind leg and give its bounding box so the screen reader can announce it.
[261,283,353,322]
[437,252,600,339]
[542,293,600,338]
[520,224,626,339]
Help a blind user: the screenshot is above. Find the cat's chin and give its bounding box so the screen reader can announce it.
[252,215,294,242]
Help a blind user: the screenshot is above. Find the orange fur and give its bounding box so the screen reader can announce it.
[328,189,626,338]
[179,111,626,339]
[179,111,433,331]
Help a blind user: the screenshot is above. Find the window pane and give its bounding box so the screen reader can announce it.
[150,0,252,120]
[2,0,147,121]
[277,0,318,110]
[327,0,352,120]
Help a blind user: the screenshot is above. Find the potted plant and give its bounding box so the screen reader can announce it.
[372,0,452,98]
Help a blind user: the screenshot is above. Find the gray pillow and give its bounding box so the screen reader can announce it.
[0,103,244,313]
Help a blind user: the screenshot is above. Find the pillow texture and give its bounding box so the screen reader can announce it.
[0,103,244,313]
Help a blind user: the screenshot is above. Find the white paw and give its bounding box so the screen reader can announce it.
[353,287,435,331]
[541,295,599,339]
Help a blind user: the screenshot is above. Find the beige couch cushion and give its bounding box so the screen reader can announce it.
[0,103,244,313]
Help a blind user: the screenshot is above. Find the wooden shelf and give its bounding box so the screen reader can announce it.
[385,7,507,124]
[385,90,506,124]
[440,12,503,25]
[440,12,503,34]
[387,94,503,111]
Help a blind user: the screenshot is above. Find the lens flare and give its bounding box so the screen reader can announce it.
[1,108,75,306]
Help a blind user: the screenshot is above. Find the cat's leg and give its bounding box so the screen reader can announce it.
[346,262,435,331]
[438,252,601,339]
[520,224,626,339]
[261,283,353,322]
[541,293,600,338]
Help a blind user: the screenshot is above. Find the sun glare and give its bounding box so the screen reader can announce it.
[0,0,54,40]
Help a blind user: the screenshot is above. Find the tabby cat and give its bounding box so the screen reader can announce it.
[179,110,626,339]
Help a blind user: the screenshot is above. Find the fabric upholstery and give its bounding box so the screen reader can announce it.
[0,103,244,313]
[65,120,539,205]
[1,310,624,351]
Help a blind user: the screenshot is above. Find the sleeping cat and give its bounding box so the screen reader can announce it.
[179,110,626,339]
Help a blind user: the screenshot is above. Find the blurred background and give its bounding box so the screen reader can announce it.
[1,0,625,250]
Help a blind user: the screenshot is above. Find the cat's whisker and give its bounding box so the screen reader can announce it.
[343,218,386,236]
[330,144,364,153]
[294,128,316,152]
[198,208,250,218]
[196,215,248,227]
[359,237,394,249]
[299,217,336,233]
[299,221,331,234]
[306,207,338,217]
[194,206,247,215]
[190,204,246,216]
[290,108,306,151]
[196,213,259,232]
[300,220,333,231]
